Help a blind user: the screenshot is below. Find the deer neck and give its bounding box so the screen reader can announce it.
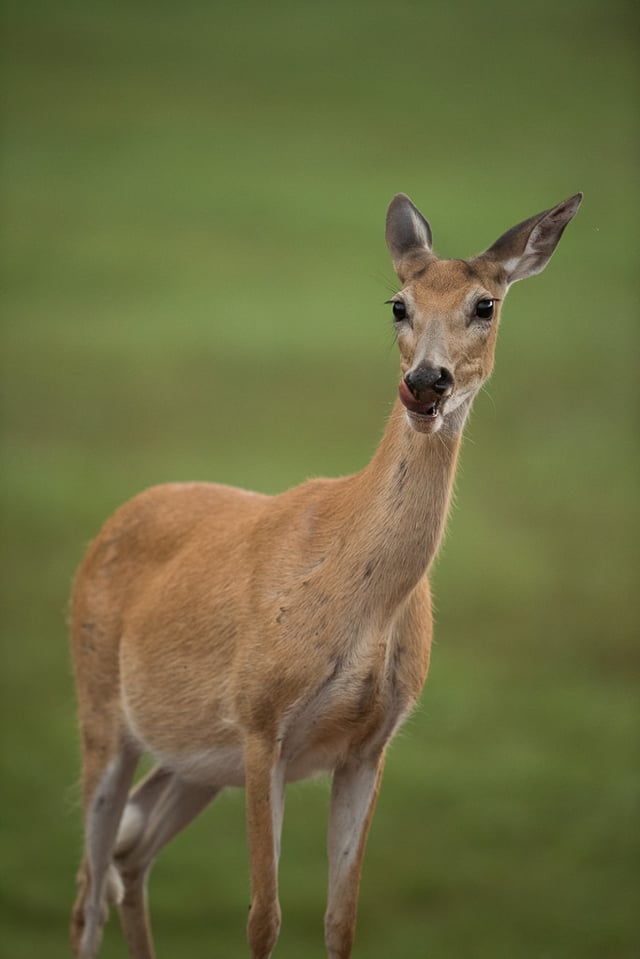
[343,399,463,609]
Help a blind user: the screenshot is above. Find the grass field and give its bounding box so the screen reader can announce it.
[1,1,638,957]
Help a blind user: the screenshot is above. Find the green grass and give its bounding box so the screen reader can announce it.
[1,0,638,957]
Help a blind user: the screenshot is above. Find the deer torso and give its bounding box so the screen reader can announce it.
[73,403,458,787]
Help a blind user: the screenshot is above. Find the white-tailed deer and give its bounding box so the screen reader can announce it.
[70,191,581,959]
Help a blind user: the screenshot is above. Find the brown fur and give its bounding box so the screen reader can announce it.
[70,191,581,959]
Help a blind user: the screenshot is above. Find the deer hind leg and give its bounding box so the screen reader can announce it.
[113,765,219,959]
[244,738,286,959]
[324,753,386,959]
[71,738,140,959]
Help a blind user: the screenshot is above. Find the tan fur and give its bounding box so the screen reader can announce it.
[70,191,581,959]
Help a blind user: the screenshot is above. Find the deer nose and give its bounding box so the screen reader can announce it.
[404,365,454,399]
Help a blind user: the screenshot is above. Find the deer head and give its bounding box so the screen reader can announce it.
[385,192,582,434]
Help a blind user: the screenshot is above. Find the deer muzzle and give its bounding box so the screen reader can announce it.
[399,365,454,417]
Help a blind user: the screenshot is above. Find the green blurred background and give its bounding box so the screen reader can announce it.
[2,1,638,956]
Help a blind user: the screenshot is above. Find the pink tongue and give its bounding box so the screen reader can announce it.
[398,379,437,415]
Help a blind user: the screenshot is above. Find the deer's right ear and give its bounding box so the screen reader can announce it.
[386,194,433,279]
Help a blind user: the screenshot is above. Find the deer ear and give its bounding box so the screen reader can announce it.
[386,194,433,277]
[479,193,583,284]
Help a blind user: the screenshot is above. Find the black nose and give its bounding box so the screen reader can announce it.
[404,365,454,399]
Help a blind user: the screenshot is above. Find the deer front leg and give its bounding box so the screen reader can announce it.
[325,753,385,959]
[244,738,286,959]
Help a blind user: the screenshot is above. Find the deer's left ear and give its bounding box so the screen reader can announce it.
[386,193,434,279]
[477,193,583,284]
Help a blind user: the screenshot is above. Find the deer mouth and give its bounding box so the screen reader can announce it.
[398,379,444,420]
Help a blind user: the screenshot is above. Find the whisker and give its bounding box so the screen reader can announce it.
[371,271,400,297]
[478,383,497,418]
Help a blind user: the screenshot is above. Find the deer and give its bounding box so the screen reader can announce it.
[69,190,582,959]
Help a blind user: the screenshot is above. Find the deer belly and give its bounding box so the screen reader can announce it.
[120,661,247,786]
[157,744,247,787]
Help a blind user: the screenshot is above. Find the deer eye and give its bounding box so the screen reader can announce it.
[391,300,407,322]
[475,298,494,321]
